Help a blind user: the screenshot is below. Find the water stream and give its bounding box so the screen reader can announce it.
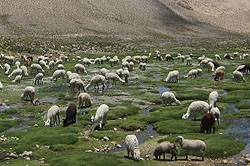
[110,105,159,153]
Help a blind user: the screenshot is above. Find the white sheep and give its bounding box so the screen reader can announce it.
[48,60,55,69]
[116,68,123,78]
[20,65,28,77]
[78,92,92,108]
[208,91,218,108]
[186,57,192,65]
[210,107,220,124]
[51,69,66,81]
[215,54,221,60]
[184,69,199,79]
[45,105,60,127]
[175,136,206,161]
[85,75,106,91]
[232,70,246,83]
[100,68,109,77]
[31,64,44,75]
[66,71,80,82]
[35,73,44,85]
[207,62,215,72]
[12,75,22,84]
[69,78,85,92]
[165,70,179,83]
[39,60,49,69]
[91,104,109,129]
[243,53,250,59]
[161,92,180,105]
[122,68,130,83]
[3,63,10,75]
[139,63,146,71]
[57,64,65,69]
[124,135,140,161]
[182,101,209,120]
[105,73,125,86]
[8,68,22,78]
[75,64,87,74]
[21,86,36,101]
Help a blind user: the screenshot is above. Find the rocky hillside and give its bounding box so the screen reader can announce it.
[0,0,249,38]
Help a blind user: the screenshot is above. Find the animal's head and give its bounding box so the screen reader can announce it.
[182,113,189,120]
[133,148,141,161]
[175,136,184,145]
[44,120,50,126]
[91,115,95,122]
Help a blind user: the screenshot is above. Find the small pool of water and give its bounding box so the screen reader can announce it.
[39,97,58,104]
[156,86,170,93]
[0,103,22,112]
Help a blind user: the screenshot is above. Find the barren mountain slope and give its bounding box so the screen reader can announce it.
[0,0,248,37]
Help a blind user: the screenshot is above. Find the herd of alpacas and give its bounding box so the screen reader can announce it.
[0,51,249,162]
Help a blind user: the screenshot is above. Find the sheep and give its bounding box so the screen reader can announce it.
[31,64,44,75]
[82,58,93,66]
[45,105,60,127]
[100,68,109,77]
[105,73,125,87]
[74,64,87,74]
[39,60,49,69]
[232,70,246,83]
[153,142,178,161]
[165,54,174,61]
[124,135,140,161]
[57,64,64,69]
[63,103,77,127]
[91,104,109,129]
[69,78,85,92]
[215,54,221,60]
[78,92,92,108]
[66,71,80,82]
[177,55,185,62]
[165,70,179,83]
[55,58,63,65]
[182,101,209,120]
[86,75,106,91]
[207,62,215,72]
[21,86,36,101]
[175,136,206,161]
[224,54,233,60]
[116,68,123,78]
[35,73,44,85]
[139,63,146,71]
[238,63,250,74]
[184,69,199,79]
[3,63,10,75]
[12,75,22,84]
[161,92,180,105]
[210,107,220,124]
[20,65,28,77]
[51,69,66,81]
[208,91,218,108]
[215,66,225,72]
[8,68,22,78]
[200,112,216,134]
[48,60,55,69]
[214,69,224,81]
[122,68,130,83]
[186,57,192,65]
[242,53,250,59]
